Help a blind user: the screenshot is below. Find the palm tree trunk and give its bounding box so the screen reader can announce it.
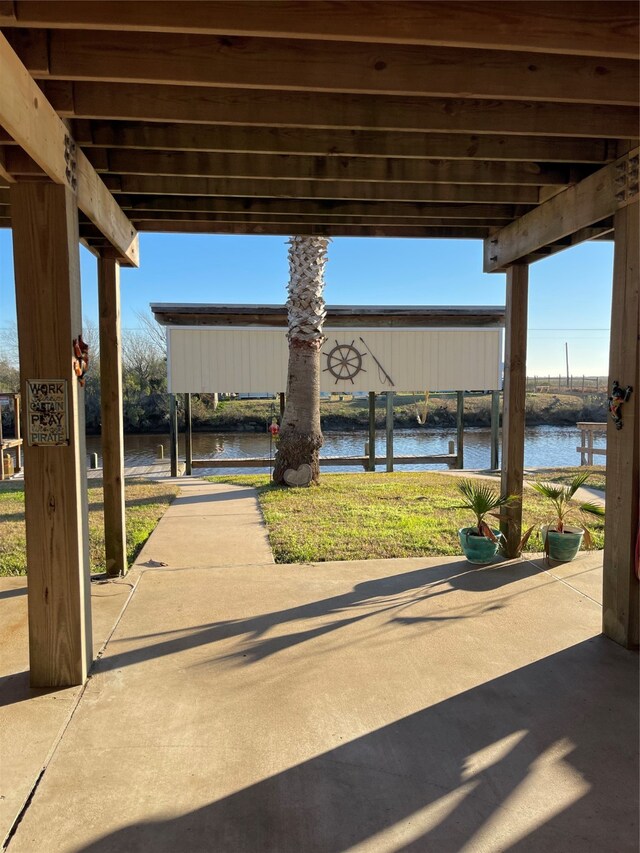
[273,236,329,485]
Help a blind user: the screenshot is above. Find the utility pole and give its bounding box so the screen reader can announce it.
[565,342,570,389]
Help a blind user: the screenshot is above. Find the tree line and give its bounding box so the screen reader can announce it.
[0,314,197,435]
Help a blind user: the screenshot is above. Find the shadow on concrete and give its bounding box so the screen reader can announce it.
[0,671,58,708]
[78,637,639,853]
[163,487,264,506]
[97,560,545,673]
[0,585,27,600]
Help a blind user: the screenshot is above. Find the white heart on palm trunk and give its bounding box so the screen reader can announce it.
[284,464,313,487]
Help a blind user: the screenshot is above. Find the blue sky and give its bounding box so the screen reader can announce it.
[0,230,613,376]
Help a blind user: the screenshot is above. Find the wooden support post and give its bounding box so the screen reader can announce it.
[13,393,21,472]
[385,391,394,473]
[184,392,192,476]
[500,264,529,558]
[97,256,127,578]
[169,394,178,477]
[490,390,500,470]
[11,181,92,687]
[456,391,465,469]
[368,391,376,472]
[603,200,639,649]
[279,391,285,418]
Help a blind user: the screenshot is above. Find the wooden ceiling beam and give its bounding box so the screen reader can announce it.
[103,174,542,205]
[1,1,636,58]
[0,33,139,265]
[115,195,527,220]
[68,121,615,164]
[8,28,637,106]
[42,81,640,141]
[79,149,577,186]
[125,210,508,229]
[484,148,639,270]
[127,221,492,238]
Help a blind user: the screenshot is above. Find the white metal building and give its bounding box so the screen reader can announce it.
[152,304,505,394]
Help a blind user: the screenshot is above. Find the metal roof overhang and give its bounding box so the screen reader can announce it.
[151,303,506,328]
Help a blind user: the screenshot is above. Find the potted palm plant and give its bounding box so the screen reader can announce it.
[456,479,518,565]
[531,472,604,562]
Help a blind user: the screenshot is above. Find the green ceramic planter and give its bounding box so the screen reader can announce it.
[458,527,502,565]
[542,525,584,562]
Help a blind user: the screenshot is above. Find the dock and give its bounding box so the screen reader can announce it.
[190,454,458,470]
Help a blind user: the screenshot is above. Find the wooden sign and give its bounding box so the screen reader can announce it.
[26,380,69,446]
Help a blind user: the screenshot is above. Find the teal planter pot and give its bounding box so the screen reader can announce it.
[459,527,502,565]
[542,525,584,562]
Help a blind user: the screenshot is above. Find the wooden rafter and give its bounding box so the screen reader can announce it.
[8,28,637,106]
[484,147,639,271]
[125,210,508,229]
[113,196,530,220]
[0,33,138,265]
[102,175,542,205]
[68,122,615,164]
[1,1,636,58]
[73,149,577,187]
[81,220,492,239]
[40,81,640,141]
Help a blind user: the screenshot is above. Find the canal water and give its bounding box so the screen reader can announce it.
[86,425,605,475]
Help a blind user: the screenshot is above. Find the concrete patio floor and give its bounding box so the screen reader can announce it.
[1,482,637,852]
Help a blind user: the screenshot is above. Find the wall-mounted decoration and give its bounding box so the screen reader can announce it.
[26,380,69,446]
[73,334,90,386]
[608,380,633,430]
[324,340,366,384]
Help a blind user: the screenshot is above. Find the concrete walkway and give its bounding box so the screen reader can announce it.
[0,480,272,848]
[130,479,274,569]
[2,482,637,853]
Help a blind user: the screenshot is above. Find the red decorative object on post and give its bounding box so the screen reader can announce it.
[72,334,90,386]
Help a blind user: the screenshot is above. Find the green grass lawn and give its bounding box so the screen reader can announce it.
[207,471,605,563]
[0,478,179,576]
[529,466,606,492]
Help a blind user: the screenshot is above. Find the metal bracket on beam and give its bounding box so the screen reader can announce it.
[63,133,77,192]
[614,151,639,207]
[484,147,639,273]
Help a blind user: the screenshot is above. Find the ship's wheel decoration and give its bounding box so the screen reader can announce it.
[324,340,366,385]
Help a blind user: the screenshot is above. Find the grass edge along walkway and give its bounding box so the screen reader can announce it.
[207,470,605,564]
[0,477,179,576]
